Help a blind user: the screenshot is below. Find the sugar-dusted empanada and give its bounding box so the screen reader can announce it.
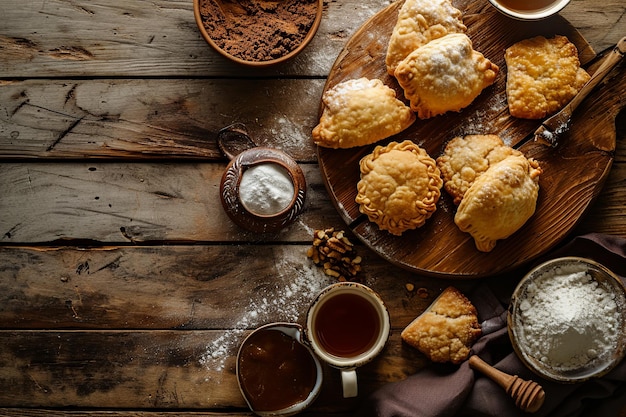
[394,33,499,119]
[454,154,541,252]
[401,286,481,364]
[356,140,442,236]
[437,134,522,205]
[385,0,466,76]
[505,35,590,119]
[312,77,415,149]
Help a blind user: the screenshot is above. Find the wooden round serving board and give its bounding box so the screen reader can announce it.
[317,0,626,278]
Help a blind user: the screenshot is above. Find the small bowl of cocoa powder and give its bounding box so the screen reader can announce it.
[194,0,323,66]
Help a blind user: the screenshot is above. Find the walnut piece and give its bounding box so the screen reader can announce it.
[307,228,362,282]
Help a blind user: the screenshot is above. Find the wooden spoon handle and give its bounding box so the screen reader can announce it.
[469,355,514,389]
[566,36,626,115]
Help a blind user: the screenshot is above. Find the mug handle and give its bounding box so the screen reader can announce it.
[341,369,358,398]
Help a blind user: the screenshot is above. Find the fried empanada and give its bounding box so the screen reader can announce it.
[385,0,466,76]
[356,140,442,236]
[312,77,415,149]
[395,33,499,119]
[505,35,590,119]
[454,154,541,252]
[401,286,481,364]
[437,135,522,204]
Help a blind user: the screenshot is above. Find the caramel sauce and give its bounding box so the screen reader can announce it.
[314,293,380,357]
[238,329,317,412]
[497,0,557,11]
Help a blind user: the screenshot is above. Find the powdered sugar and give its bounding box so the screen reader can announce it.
[517,264,621,371]
[200,250,333,376]
[239,163,295,215]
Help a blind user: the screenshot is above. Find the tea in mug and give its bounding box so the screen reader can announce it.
[313,292,381,358]
[497,0,556,11]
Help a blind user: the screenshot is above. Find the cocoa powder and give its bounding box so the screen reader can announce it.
[199,0,318,62]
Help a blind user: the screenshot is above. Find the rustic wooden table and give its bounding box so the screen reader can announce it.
[0,0,624,416]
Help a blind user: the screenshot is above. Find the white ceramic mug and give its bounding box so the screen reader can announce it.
[488,0,570,20]
[305,282,390,398]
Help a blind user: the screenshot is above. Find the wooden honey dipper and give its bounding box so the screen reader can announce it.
[469,355,545,413]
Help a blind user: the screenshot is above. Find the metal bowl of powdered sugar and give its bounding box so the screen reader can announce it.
[508,257,626,383]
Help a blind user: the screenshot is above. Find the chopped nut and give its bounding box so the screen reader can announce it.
[307,228,363,282]
[405,283,415,292]
[324,268,341,278]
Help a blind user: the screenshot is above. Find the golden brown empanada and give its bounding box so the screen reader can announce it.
[394,33,499,119]
[312,77,415,149]
[437,135,521,205]
[505,35,590,119]
[454,154,541,252]
[356,140,442,236]
[385,0,466,76]
[401,286,481,364]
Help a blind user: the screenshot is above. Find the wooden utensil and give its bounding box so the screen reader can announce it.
[469,355,545,413]
[534,36,626,147]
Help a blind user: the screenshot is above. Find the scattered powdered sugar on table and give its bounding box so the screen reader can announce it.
[200,251,333,375]
[517,265,621,371]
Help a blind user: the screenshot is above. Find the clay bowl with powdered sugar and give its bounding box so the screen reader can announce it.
[193,0,323,67]
[508,257,626,383]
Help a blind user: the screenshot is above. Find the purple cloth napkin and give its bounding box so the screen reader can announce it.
[356,233,626,417]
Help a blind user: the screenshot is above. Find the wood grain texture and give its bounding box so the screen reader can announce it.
[0,329,428,410]
[0,245,460,330]
[0,0,624,414]
[0,79,323,160]
[0,0,378,78]
[0,0,622,78]
[0,163,343,243]
[0,245,441,408]
[318,0,626,277]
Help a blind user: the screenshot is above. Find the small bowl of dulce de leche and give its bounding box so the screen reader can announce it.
[508,257,626,383]
[237,322,323,416]
[488,0,570,20]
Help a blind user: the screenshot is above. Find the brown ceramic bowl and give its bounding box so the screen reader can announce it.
[193,0,323,67]
[508,257,626,383]
[220,146,307,233]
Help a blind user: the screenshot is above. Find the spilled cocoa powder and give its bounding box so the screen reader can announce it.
[199,0,318,62]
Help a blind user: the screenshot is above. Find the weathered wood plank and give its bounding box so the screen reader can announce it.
[0,163,347,243]
[0,411,269,417]
[0,411,257,417]
[0,0,622,78]
[0,79,323,160]
[0,0,381,78]
[0,329,247,408]
[0,244,456,330]
[0,329,425,409]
